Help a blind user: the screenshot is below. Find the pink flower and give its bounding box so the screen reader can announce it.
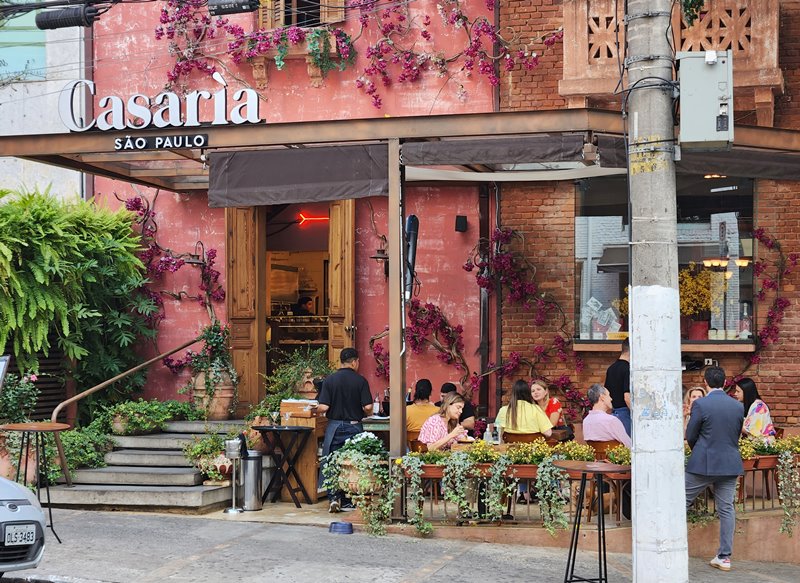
[29,374,38,382]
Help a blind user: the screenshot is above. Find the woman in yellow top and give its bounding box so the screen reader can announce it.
[406,379,439,433]
[495,379,553,440]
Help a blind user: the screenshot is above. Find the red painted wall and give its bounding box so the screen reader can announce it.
[90,2,495,404]
[354,188,482,403]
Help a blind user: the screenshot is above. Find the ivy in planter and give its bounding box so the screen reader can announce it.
[776,444,800,536]
[321,432,397,535]
[396,454,433,536]
[535,455,569,536]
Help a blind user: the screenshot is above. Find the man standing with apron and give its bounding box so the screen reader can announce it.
[317,347,373,513]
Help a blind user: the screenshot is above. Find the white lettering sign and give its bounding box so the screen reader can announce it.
[59,77,262,133]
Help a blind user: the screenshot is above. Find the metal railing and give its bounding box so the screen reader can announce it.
[49,336,202,487]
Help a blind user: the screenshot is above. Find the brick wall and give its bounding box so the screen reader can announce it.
[775,2,800,129]
[496,2,800,425]
[498,0,565,112]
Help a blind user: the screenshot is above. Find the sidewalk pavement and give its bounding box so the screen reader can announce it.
[6,507,799,582]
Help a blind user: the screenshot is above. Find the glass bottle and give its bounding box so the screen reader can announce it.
[739,302,752,339]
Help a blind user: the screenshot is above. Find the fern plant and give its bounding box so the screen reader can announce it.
[0,188,159,421]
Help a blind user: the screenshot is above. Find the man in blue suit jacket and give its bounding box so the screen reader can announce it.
[685,366,744,572]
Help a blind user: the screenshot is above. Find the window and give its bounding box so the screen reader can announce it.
[0,12,46,81]
[575,175,754,343]
[258,0,345,29]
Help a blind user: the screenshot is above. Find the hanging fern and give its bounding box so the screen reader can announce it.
[0,188,158,419]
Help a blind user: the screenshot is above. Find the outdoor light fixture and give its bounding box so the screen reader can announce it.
[183,241,207,266]
[370,248,390,278]
[208,0,260,17]
[35,5,99,29]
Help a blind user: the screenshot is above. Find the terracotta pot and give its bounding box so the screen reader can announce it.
[756,454,779,469]
[339,459,387,494]
[245,416,272,454]
[0,435,38,484]
[420,464,444,479]
[742,457,757,471]
[509,464,538,479]
[688,320,710,341]
[192,371,236,421]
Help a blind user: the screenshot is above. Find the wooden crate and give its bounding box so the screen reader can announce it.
[279,400,319,418]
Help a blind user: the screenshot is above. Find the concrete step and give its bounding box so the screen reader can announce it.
[71,466,203,486]
[163,420,246,435]
[48,483,231,510]
[111,433,201,450]
[105,449,192,467]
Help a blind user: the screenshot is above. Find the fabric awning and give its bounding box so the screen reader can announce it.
[597,242,720,272]
[208,144,389,207]
[401,135,586,165]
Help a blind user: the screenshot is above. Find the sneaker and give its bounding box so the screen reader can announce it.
[340,502,357,512]
[328,500,341,513]
[709,556,731,571]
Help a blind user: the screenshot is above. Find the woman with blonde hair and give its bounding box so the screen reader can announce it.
[418,392,467,451]
[683,385,707,432]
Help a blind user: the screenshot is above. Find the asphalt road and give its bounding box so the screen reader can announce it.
[5,509,800,582]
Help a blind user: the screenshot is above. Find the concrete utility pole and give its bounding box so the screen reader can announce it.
[625,1,689,581]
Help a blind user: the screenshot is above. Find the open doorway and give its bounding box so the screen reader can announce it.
[264,200,355,375]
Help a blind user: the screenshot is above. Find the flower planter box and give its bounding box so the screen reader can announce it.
[742,458,757,471]
[756,454,779,469]
[420,464,444,479]
[508,464,538,479]
[339,459,388,494]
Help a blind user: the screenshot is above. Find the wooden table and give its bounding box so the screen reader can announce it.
[553,460,631,583]
[252,425,313,508]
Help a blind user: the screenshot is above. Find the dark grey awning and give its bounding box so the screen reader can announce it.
[401,135,586,165]
[208,144,388,208]
[596,134,800,179]
[597,242,720,273]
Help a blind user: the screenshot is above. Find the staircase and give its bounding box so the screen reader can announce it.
[49,420,256,513]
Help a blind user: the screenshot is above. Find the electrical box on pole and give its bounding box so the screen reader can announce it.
[677,50,734,150]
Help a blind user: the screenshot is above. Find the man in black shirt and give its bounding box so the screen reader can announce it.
[604,338,632,437]
[317,347,373,513]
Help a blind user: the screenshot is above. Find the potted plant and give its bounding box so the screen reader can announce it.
[185,321,239,420]
[108,399,174,435]
[507,439,553,478]
[322,432,394,535]
[752,435,780,469]
[606,444,632,466]
[263,346,335,404]
[738,437,758,470]
[182,433,231,482]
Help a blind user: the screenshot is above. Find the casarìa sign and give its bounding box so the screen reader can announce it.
[58,78,262,133]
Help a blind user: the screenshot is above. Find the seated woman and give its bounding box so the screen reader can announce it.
[406,379,439,434]
[733,377,776,441]
[682,386,706,433]
[495,379,553,441]
[418,392,467,451]
[531,379,573,440]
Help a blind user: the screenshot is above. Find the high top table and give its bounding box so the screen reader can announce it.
[252,425,313,508]
[553,460,631,583]
[0,421,71,543]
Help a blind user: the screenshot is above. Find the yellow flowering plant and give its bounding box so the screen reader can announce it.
[507,439,552,465]
[552,440,595,461]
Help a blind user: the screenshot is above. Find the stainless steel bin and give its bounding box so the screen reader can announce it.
[241,450,263,511]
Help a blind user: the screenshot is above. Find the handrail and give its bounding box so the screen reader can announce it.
[49,336,202,486]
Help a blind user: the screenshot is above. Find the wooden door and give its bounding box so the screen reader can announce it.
[226,207,267,414]
[327,199,355,364]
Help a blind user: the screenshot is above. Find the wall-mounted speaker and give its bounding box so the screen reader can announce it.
[455,215,468,232]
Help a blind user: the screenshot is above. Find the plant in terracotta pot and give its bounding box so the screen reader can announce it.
[181,322,239,420]
[182,433,231,482]
[322,432,395,535]
[263,346,335,403]
[108,399,174,435]
[738,436,758,470]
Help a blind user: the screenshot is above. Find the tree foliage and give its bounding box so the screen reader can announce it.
[0,188,159,418]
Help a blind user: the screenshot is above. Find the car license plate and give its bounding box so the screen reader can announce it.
[4,524,36,546]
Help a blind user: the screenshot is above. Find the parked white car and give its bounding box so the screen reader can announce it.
[0,476,45,578]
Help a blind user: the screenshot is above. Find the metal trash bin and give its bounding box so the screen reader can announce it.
[241,449,263,511]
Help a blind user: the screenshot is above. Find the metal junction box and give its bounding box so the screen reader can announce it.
[677,50,733,150]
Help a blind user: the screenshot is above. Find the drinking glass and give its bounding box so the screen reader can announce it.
[283,412,292,425]
[269,412,280,426]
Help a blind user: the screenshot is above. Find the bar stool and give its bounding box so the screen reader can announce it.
[0,421,71,543]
